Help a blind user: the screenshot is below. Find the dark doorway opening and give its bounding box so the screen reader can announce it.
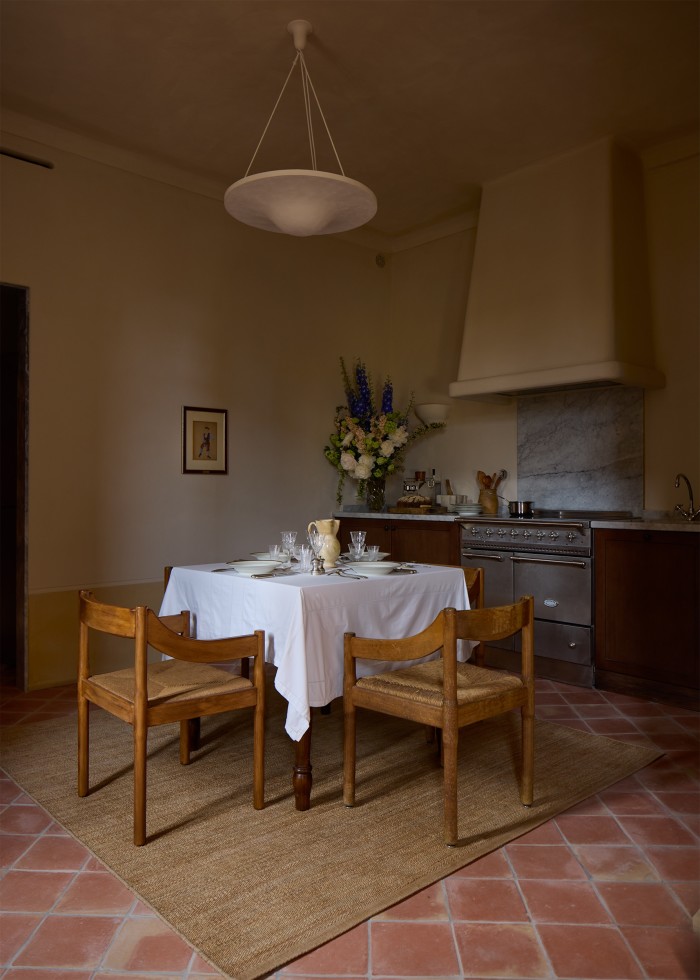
[1,283,28,689]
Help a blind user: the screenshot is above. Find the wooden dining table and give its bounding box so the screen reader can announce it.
[160,561,470,809]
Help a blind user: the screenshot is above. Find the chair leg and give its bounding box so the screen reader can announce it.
[134,723,147,846]
[179,720,191,765]
[521,704,535,806]
[343,699,357,806]
[252,697,265,810]
[442,724,458,846]
[78,694,89,797]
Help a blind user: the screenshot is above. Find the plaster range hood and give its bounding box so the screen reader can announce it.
[449,138,665,400]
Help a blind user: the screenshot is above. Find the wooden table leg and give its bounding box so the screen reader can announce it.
[293,715,313,811]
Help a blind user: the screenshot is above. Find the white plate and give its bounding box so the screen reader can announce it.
[228,560,285,576]
[341,551,390,561]
[250,551,289,561]
[345,561,402,576]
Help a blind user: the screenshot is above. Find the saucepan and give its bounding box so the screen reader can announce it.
[508,500,534,518]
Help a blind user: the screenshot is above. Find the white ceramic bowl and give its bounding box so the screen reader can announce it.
[414,403,449,425]
[250,551,287,561]
[346,561,402,576]
[229,559,284,576]
[341,551,390,561]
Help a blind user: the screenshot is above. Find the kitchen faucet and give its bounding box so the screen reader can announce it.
[674,473,700,521]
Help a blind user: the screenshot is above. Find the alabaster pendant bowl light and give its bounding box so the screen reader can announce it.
[224,19,377,237]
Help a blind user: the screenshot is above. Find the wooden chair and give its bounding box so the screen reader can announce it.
[343,595,534,846]
[78,589,265,845]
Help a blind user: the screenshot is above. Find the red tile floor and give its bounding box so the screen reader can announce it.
[1,674,699,979]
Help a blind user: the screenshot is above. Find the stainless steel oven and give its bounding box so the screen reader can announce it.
[460,511,632,687]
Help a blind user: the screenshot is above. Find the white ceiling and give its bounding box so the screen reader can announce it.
[1,0,698,239]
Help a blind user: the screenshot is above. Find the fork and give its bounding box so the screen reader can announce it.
[328,567,368,580]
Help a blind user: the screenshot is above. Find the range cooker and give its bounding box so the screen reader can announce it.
[459,510,634,687]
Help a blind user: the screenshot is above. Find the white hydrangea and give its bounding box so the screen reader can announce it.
[354,453,375,479]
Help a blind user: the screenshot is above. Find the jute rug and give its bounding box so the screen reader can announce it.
[1,682,661,980]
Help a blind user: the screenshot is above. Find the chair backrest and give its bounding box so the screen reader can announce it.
[449,596,533,645]
[145,608,263,665]
[441,595,535,696]
[78,590,191,679]
[464,566,484,609]
[345,594,533,678]
[79,589,140,638]
[345,609,447,667]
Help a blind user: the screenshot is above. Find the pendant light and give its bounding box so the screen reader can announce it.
[224,19,377,237]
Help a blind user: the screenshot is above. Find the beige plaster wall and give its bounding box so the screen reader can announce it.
[2,130,696,688]
[1,136,391,686]
[642,148,700,511]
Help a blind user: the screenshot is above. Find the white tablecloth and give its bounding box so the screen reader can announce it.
[160,563,469,740]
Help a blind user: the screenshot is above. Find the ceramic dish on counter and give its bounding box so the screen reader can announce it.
[345,561,402,576]
[228,559,285,576]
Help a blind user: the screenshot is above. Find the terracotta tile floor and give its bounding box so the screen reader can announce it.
[1,675,698,979]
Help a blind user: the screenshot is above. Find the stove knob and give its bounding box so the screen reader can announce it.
[498,528,507,537]
[567,531,577,542]
[510,528,519,537]
[549,530,559,540]
[523,529,532,538]
[470,527,480,536]
[536,530,545,539]
[484,528,493,536]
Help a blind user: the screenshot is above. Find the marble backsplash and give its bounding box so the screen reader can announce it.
[516,387,644,514]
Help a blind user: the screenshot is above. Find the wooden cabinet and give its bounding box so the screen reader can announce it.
[338,517,460,565]
[594,528,700,707]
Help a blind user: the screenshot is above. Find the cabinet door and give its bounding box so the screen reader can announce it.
[390,521,460,565]
[595,529,700,695]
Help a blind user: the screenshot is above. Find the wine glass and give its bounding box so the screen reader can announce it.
[281,530,297,560]
[350,530,366,560]
[308,527,323,557]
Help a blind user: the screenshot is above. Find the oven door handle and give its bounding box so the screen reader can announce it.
[461,551,505,562]
[509,556,588,568]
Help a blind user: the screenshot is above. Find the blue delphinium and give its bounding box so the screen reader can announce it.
[325,357,445,505]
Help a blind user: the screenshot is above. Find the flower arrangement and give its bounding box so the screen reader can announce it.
[324,357,445,507]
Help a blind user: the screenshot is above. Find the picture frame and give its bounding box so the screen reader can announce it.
[182,406,228,474]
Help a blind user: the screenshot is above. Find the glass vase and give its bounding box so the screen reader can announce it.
[365,477,386,513]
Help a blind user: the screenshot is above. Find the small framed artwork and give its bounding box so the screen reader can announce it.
[182,406,228,474]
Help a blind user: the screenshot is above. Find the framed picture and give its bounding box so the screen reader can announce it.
[182,406,228,474]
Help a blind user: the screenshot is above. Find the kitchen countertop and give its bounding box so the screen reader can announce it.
[335,510,700,532]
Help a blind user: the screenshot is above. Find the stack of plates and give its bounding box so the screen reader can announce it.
[454,504,483,516]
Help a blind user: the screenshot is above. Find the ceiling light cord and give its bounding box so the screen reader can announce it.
[244,52,301,178]
[298,52,346,177]
[244,49,346,179]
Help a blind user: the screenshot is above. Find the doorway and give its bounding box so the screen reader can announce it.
[1,283,28,689]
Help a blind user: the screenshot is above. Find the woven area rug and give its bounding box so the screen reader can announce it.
[1,682,661,980]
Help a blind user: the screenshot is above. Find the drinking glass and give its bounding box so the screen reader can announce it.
[295,544,313,572]
[350,530,366,554]
[281,530,297,558]
[268,544,283,559]
[366,544,380,560]
[308,527,324,559]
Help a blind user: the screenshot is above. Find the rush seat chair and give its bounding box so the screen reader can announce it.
[78,589,265,845]
[343,595,535,846]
